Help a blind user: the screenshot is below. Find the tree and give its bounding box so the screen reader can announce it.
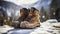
[50,0,58,19]
[40,7,48,22]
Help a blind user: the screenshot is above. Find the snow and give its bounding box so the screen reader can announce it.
[7,29,35,34]
[30,21,60,34]
[0,25,14,33]
[0,20,60,34]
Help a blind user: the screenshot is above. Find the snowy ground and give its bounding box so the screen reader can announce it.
[0,22,60,34]
[0,25,14,34]
[7,28,35,34]
[7,22,60,34]
[30,22,60,34]
[0,25,36,34]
